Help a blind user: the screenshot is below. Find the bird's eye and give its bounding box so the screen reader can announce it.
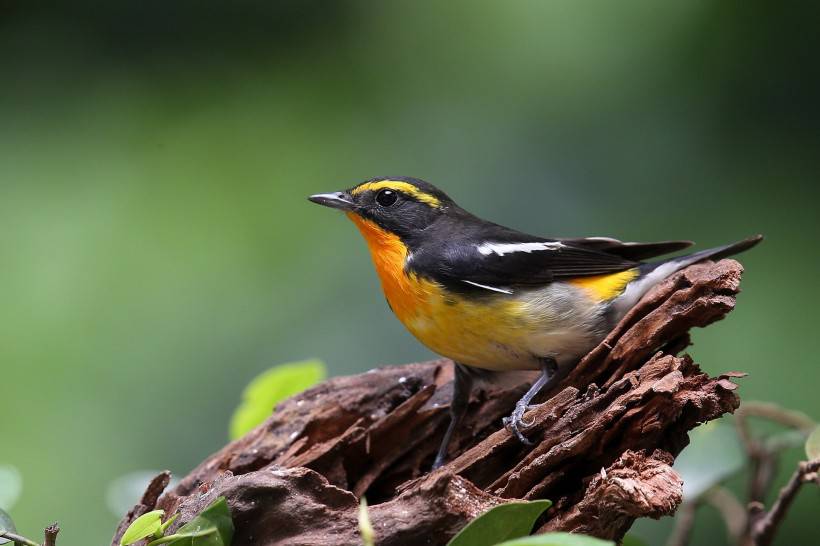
[375,189,399,207]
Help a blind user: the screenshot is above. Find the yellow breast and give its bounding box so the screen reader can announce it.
[347,214,530,368]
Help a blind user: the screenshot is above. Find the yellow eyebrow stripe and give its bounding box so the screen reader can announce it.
[352,180,442,208]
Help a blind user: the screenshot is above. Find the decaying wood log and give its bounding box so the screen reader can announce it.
[111,259,749,546]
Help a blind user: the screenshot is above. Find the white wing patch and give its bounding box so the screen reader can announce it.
[583,237,646,247]
[461,280,514,294]
[476,241,565,257]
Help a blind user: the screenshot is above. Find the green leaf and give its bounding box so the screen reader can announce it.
[229,359,325,440]
[120,510,165,545]
[158,513,179,537]
[446,500,552,546]
[178,497,232,546]
[0,465,22,511]
[805,426,820,460]
[494,532,614,546]
[0,507,17,545]
[675,420,745,500]
[149,497,233,546]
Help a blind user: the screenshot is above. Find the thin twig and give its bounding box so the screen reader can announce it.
[734,405,770,505]
[666,500,698,546]
[736,402,815,432]
[734,407,758,455]
[0,530,41,546]
[749,454,778,505]
[752,458,820,546]
[734,400,816,544]
[703,486,746,543]
[43,523,59,546]
[0,523,58,546]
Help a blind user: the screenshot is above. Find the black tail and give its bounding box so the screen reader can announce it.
[612,234,763,316]
[673,234,764,265]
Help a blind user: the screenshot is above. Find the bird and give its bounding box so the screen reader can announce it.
[308,176,762,469]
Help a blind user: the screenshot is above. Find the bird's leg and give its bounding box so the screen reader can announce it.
[432,362,474,470]
[525,363,570,411]
[503,357,558,445]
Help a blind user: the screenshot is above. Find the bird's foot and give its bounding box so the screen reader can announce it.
[431,454,446,471]
[502,401,535,445]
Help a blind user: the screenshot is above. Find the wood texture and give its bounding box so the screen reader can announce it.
[111,259,748,546]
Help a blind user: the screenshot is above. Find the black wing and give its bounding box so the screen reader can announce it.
[412,224,644,293]
[560,237,692,261]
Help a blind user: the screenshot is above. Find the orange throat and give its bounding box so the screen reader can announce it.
[346,213,430,321]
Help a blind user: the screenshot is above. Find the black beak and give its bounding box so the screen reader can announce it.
[308,191,355,211]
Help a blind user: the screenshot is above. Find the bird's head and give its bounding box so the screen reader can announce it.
[309,177,454,242]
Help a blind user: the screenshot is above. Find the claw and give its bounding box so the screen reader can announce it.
[504,403,535,445]
[503,357,556,447]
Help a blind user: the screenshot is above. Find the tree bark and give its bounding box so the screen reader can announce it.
[111,259,748,546]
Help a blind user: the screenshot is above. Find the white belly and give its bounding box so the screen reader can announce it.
[513,282,610,367]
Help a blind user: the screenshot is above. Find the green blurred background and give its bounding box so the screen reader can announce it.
[1,1,818,544]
